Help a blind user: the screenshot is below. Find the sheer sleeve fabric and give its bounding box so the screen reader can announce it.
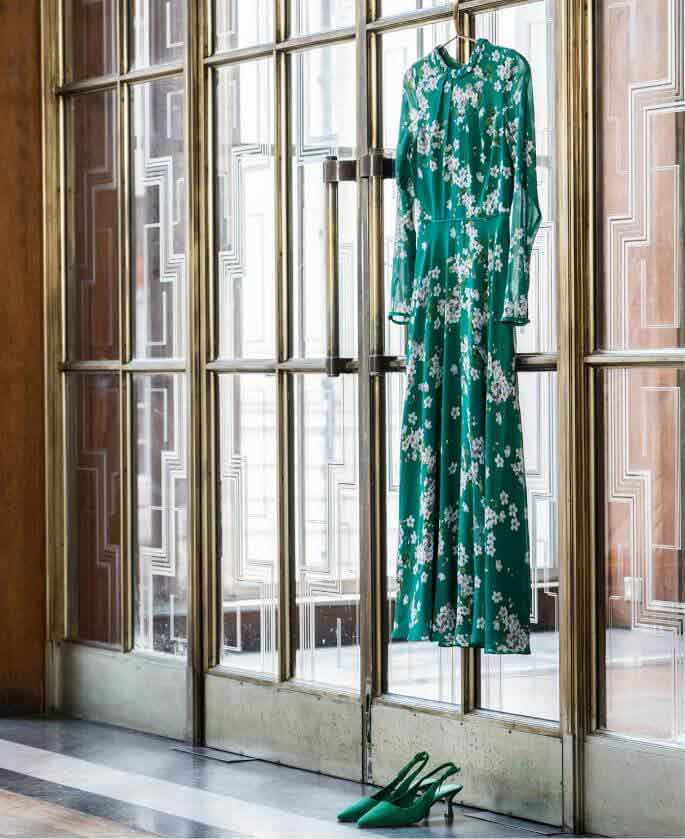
[389,72,418,326]
[500,59,541,326]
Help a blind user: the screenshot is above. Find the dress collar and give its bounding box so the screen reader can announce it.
[430,37,489,79]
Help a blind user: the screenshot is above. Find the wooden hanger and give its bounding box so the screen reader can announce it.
[439,0,477,48]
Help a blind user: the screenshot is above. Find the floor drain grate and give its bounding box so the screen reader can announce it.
[172,745,257,765]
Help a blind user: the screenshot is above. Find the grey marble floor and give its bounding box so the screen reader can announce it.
[0,717,581,838]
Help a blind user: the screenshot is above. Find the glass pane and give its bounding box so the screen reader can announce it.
[474,2,555,353]
[218,374,279,676]
[387,373,462,704]
[292,43,357,360]
[65,0,117,81]
[68,373,121,646]
[601,367,685,743]
[131,77,186,360]
[380,0,443,17]
[598,1,683,350]
[294,374,360,690]
[214,0,273,52]
[480,371,559,721]
[133,374,188,656]
[290,0,354,35]
[67,91,119,361]
[215,60,275,360]
[130,0,185,70]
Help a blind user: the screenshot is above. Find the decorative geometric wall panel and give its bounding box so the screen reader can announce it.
[65,0,117,81]
[131,77,186,360]
[291,43,357,360]
[214,0,273,53]
[218,374,279,675]
[69,373,122,646]
[130,0,185,70]
[294,374,360,690]
[289,0,354,36]
[215,60,275,360]
[133,374,188,655]
[601,367,685,741]
[68,91,119,361]
[599,0,685,350]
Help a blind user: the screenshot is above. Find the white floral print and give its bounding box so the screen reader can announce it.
[390,39,541,654]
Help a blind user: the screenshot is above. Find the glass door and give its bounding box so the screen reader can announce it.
[367,1,562,825]
[203,0,565,824]
[203,0,365,777]
[47,0,566,825]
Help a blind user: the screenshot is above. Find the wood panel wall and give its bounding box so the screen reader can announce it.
[0,0,45,714]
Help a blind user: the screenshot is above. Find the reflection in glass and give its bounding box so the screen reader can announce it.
[67,91,119,361]
[387,374,462,704]
[294,375,360,690]
[65,0,117,81]
[292,44,357,359]
[215,60,275,360]
[601,367,685,743]
[214,0,273,52]
[133,375,188,656]
[474,2,555,353]
[481,371,559,721]
[131,77,186,360]
[598,0,683,350]
[130,0,185,69]
[290,0,354,35]
[219,375,279,675]
[68,373,121,646]
[381,3,556,355]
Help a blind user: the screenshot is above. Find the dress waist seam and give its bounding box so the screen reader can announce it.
[422,211,509,225]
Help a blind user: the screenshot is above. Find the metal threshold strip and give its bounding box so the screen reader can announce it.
[171,745,257,765]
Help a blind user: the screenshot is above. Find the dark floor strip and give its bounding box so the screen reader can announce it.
[0,767,244,839]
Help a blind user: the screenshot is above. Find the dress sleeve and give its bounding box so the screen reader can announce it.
[389,73,418,326]
[500,59,542,326]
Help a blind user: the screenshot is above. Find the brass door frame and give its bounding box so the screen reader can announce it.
[40,0,596,832]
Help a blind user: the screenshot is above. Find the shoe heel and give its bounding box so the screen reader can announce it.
[439,784,463,824]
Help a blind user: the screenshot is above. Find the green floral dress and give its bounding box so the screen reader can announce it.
[390,39,541,654]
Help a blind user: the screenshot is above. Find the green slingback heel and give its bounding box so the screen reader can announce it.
[336,751,429,823]
[357,761,462,829]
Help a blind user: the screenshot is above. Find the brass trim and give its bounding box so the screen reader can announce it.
[585,350,685,367]
[276,0,295,685]
[556,0,593,830]
[370,353,558,374]
[187,0,207,745]
[121,370,133,652]
[375,694,562,737]
[55,63,185,96]
[43,0,67,713]
[323,157,358,183]
[359,150,394,180]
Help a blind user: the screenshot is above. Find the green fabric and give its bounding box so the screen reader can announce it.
[390,39,541,654]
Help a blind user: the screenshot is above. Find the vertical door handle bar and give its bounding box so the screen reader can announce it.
[323,155,356,376]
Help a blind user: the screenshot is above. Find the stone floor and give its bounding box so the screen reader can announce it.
[0,717,584,838]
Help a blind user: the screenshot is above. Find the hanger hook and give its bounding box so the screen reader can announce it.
[452,0,461,32]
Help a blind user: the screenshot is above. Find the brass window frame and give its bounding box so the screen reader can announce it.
[40,0,601,830]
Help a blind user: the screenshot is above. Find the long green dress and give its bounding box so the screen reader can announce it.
[390,39,541,654]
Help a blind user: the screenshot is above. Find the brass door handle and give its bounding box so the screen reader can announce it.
[323,155,356,377]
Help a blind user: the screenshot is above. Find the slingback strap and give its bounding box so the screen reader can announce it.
[388,751,430,798]
[413,761,461,797]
